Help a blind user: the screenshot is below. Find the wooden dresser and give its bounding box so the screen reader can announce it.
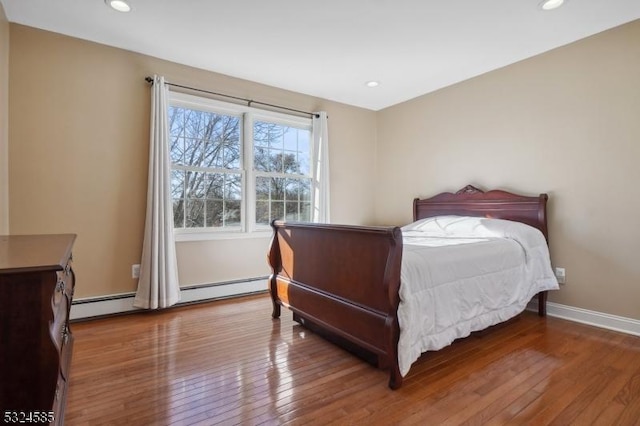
[0,234,76,425]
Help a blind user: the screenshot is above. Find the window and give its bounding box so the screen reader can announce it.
[254,120,312,225]
[168,92,314,239]
[169,106,242,230]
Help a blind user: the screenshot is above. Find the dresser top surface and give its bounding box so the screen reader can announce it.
[0,234,76,274]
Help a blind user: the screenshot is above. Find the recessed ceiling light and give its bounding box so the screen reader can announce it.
[539,0,565,11]
[105,0,131,12]
[365,81,380,88]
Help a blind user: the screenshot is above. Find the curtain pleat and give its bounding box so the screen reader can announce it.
[312,112,330,223]
[134,75,181,309]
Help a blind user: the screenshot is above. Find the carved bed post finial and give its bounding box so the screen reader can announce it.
[456,185,484,195]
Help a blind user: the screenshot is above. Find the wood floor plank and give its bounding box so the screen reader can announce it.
[65,294,640,425]
[503,330,631,425]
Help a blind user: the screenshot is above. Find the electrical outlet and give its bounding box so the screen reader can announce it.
[132,264,141,279]
[554,267,566,284]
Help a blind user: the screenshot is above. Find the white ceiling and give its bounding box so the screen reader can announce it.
[2,0,640,111]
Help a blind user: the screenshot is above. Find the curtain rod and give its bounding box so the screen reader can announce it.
[144,76,319,119]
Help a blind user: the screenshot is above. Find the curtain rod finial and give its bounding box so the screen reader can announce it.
[145,76,154,84]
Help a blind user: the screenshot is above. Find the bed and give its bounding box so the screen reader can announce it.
[267,185,558,389]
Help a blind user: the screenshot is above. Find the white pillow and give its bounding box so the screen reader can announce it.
[401,215,484,236]
[402,215,546,251]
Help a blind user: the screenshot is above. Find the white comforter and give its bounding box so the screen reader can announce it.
[397,216,559,376]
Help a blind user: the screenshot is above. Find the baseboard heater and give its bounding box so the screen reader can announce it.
[70,277,269,321]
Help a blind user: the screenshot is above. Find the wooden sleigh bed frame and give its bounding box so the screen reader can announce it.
[267,185,550,389]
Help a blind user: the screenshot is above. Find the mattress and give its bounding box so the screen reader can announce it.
[397,216,559,376]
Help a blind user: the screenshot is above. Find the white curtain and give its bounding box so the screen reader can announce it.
[133,75,181,309]
[312,112,330,223]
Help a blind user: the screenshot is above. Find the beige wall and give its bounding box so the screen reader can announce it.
[9,19,640,321]
[0,4,8,234]
[8,25,377,298]
[376,21,640,320]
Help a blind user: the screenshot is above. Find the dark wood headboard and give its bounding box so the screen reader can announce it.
[413,185,549,240]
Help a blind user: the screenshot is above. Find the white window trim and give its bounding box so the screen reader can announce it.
[168,91,314,241]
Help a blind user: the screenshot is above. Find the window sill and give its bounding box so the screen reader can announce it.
[174,230,273,242]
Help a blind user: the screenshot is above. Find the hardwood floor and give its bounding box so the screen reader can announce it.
[65,294,640,425]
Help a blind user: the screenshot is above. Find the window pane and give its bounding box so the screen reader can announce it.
[169,107,185,138]
[300,202,311,221]
[285,179,299,201]
[225,200,241,226]
[270,177,285,201]
[283,127,297,151]
[256,176,269,200]
[253,121,311,178]
[225,174,242,200]
[219,116,242,169]
[252,120,313,227]
[254,146,269,172]
[200,111,219,140]
[298,150,310,175]
[186,171,206,199]
[170,136,184,165]
[300,179,311,201]
[168,101,244,230]
[171,108,240,170]
[254,121,281,147]
[184,109,206,139]
[171,170,184,199]
[269,150,284,173]
[171,167,186,227]
[256,201,270,225]
[173,170,244,230]
[222,143,240,169]
[195,173,243,228]
[216,115,241,169]
[285,201,299,221]
[255,177,310,224]
[205,173,224,200]
[267,127,284,149]
[183,138,201,166]
[271,202,284,222]
[173,199,185,228]
[206,200,223,227]
[186,199,205,228]
[298,130,310,152]
[282,151,299,174]
[202,140,219,168]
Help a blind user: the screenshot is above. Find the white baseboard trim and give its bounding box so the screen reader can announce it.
[527,300,640,337]
[73,285,640,337]
[70,277,268,321]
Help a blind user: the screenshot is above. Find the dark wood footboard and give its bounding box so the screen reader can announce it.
[268,221,405,389]
[267,185,552,389]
